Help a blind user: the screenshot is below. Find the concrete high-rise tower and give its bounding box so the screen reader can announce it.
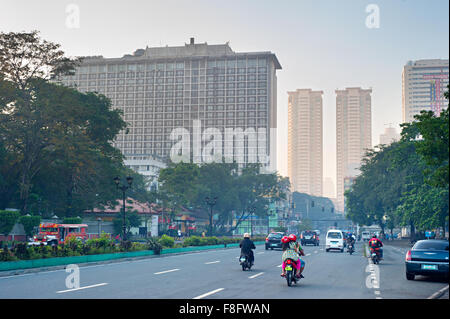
[287,89,323,197]
[402,59,449,123]
[57,39,281,174]
[335,87,372,212]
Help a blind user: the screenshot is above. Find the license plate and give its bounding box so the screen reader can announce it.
[331,241,338,244]
[271,244,277,246]
[305,236,311,239]
[421,264,438,270]
[285,266,292,271]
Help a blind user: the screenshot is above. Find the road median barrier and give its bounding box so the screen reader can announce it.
[0,241,264,272]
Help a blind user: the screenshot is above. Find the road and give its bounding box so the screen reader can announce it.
[0,241,447,299]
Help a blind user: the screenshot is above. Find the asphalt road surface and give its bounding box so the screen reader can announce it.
[0,241,447,299]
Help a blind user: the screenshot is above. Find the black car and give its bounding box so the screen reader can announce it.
[405,239,449,280]
[300,230,319,246]
[265,232,284,250]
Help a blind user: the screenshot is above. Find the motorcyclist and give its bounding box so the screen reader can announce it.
[346,233,356,252]
[368,234,383,259]
[281,234,305,279]
[239,233,256,266]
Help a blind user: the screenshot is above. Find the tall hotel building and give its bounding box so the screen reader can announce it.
[402,59,449,123]
[335,87,372,212]
[57,39,281,172]
[287,89,323,197]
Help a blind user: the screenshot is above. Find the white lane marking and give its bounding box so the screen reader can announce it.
[205,261,220,264]
[277,264,282,268]
[374,291,380,295]
[154,268,180,275]
[193,288,225,299]
[305,253,311,256]
[249,272,264,279]
[56,283,108,294]
[427,285,449,299]
[376,297,383,299]
[256,252,264,254]
[314,251,318,254]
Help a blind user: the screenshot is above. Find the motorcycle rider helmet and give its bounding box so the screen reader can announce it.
[243,233,250,238]
[288,234,297,242]
[281,236,290,243]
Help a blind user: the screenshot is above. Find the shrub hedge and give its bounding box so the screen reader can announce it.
[0,235,266,262]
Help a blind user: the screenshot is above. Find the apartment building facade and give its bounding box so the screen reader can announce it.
[287,89,323,197]
[57,39,281,173]
[402,59,449,123]
[336,87,372,212]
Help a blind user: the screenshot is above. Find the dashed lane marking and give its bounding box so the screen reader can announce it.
[193,288,225,299]
[56,283,108,294]
[249,272,264,279]
[154,268,180,275]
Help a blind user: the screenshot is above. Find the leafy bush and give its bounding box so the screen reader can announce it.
[62,217,82,224]
[183,235,201,246]
[146,237,162,254]
[158,234,175,248]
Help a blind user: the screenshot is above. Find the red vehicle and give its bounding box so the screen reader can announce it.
[29,223,88,245]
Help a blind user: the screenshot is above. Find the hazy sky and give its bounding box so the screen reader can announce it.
[1,0,449,195]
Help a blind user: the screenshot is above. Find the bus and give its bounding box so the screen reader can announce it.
[29,223,88,245]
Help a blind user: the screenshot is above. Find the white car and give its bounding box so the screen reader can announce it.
[361,231,371,241]
[326,230,344,252]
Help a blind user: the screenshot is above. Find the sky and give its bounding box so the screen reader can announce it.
[1,0,449,197]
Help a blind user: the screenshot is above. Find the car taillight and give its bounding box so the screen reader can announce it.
[266,237,269,242]
[406,250,412,262]
[313,235,316,239]
[300,234,303,239]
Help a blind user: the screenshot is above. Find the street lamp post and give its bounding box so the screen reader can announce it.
[249,206,256,236]
[97,217,102,237]
[114,176,133,242]
[205,196,217,236]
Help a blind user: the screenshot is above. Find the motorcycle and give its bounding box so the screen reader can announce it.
[239,254,252,271]
[347,242,355,255]
[284,258,299,286]
[370,247,381,264]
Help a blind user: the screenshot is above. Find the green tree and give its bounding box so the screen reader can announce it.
[0,210,20,236]
[18,215,41,238]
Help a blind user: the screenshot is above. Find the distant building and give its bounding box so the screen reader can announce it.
[287,89,323,197]
[335,87,372,212]
[58,38,281,171]
[323,177,336,199]
[379,126,400,146]
[402,59,449,123]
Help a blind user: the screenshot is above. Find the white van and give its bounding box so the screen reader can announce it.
[361,231,371,241]
[326,230,344,252]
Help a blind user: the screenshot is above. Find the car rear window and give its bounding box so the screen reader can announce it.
[269,233,282,239]
[327,232,342,239]
[413,241,449,251]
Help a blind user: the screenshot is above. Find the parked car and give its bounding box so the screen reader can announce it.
[326,229,344,252]
[265,232,284,250]
[405,239,449,280]
[300,230,320,246]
